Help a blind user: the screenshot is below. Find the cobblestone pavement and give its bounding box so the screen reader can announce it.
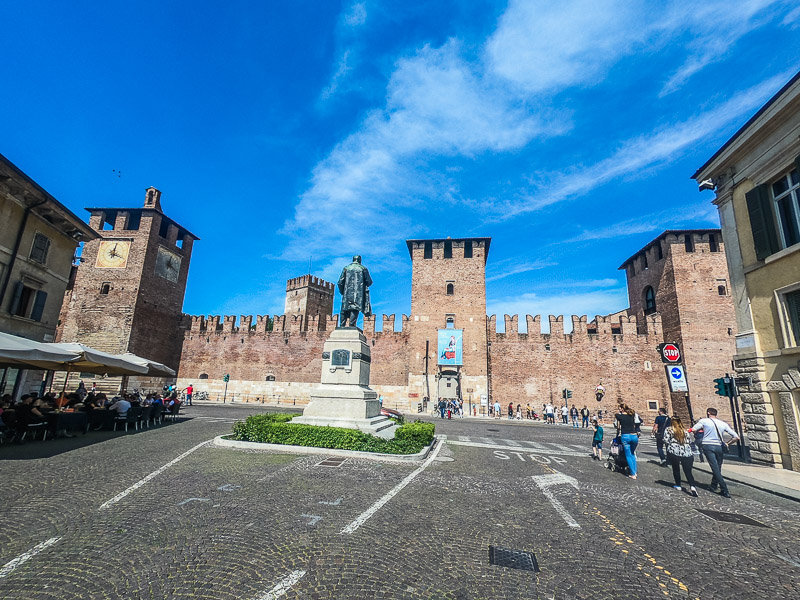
[1,406,798,599]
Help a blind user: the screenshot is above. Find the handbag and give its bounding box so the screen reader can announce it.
[711,419,729,452]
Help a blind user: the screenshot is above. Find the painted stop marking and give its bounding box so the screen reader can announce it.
[663,344,681,362]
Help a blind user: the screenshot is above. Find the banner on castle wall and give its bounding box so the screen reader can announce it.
[437,329,463,366]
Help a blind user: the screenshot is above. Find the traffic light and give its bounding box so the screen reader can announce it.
[713,377,727,396]
[562,388,567,399]
[566,390,573,400]
[223,373,230,383]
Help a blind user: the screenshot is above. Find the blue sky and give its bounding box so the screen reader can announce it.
[3,1,800,331]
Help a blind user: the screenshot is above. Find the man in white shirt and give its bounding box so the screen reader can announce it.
[690,408,739,498]
[110,398,131,417]
[545,403,554,424]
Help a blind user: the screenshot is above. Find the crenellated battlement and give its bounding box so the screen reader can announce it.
[286,274,335,293]
[183,313,411,335]
[489,313,662,340]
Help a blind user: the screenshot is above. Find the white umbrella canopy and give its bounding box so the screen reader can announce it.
[45,342,149,376]
[119,352,176,377]
[0,332,82,370]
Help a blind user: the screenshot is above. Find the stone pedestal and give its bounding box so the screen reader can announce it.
[294,327,398,439]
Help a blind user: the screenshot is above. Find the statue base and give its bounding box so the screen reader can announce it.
[294,327,398,439]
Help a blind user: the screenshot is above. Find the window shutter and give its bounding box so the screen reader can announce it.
[745,184,779,260]
[30,290,48,322]
[787,291,800,346]
[8,282,23,315]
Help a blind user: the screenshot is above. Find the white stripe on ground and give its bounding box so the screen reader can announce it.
[502,439,522,447]
[447,440,583,456]
[99,440,211,509]
[548,443,578,453]
[340,440,443,535]
[0,537,62,579]
[540,487,581,529]
[254,570,307,600]
[520,440,548,450]
[532,472,581,529]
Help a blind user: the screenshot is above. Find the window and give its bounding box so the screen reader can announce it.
[446,283,454,296]
[125,211,141,231]
[718,285,727,296]
[656,243,663,260]
[642,253,648,270]
[158,218,170,239]
[781,288,800,347]
[9,282,47,321]
[643,286,656,314]
[648,401,658,411]
[29,233,50,264]
[709,233,719,252]
[464,241,473,258]
[199,373,209,379]
[444,240,452,258]
[684,234,694,252]
[100,283,110,295]
[423,242,432,259]
[265,374,276,381]
[445,314,455,328]
[772,169,800,249]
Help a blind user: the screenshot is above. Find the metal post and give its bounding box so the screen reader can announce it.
[726,372,745,461]
[223,381,228,404]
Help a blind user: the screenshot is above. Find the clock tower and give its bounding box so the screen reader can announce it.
[57,187,198,370]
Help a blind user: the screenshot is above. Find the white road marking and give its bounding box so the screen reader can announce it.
[340,440,443,535]
[447,439,583,456]
[520,440,548,450]
[319,497,343,506]
[458,435,470,442]
[502,439,523,447]
[531,471,581,529]
[218,484,242,491]
[177,497,210,506]
[548,443,578,453]
[776,554,800,569]
[99,440,210,509]
[300,514,322,526]
[254,570,307,600]
[0,537,62,579]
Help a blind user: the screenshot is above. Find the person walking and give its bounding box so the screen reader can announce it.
[561,404,569,425]
[689,408,739,498]
[580,405,590,428]
[570,405,579,428]
[494,400,501,420]
[652,408,670,466]
[185,383,194,406]
[525,403,532,420]
[545,403,554,424]
[438,398,446,419]
[663,415,698,496]
[507,402,514,420]
[515,403,522,420]
[591,417,604,460]
[614,404,639,479]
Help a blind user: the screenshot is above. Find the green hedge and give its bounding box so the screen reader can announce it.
[231,414,435,455]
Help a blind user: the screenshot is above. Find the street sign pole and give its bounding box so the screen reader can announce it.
[223,380,228,404]
[725,372,746,461]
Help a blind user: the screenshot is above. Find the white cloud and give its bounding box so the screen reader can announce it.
[499,71,792,218]
[488,288,630,333]
[320,1,369,101]
[344,2,367,27]
[486,259,557,282]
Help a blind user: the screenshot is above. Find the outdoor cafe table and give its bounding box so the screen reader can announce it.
[44,411,89,436]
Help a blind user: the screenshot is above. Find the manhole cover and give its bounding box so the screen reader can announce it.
[489,545,540,572]
[316,457,347,468]
[487,429,499,432]
[696,510,768,528]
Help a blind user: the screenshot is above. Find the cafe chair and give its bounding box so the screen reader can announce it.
[138,405,152,429]
[22,422,48,441]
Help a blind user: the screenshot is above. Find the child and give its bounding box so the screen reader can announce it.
[591,417,604,460]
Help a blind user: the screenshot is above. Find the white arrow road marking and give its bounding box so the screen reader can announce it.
[177,497,210,506]
[319,497,343,506]
[0,537,62,579]
[532,471,581,529]
[254,570,307,600]
[300,514,322,526]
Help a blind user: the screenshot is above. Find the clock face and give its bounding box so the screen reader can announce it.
[155,246,181,282]
[95,240,130,269]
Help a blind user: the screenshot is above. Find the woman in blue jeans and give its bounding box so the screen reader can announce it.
[615,404,639,479]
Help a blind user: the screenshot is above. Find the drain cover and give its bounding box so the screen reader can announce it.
[316,457,347,468]
[489,546,540,572]
[696,510,768,528]
[487,428,499,432]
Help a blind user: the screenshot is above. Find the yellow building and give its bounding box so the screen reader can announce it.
[0,153,97,397]
[693,71,800,470]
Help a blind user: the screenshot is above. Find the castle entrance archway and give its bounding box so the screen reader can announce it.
[438,369,460,400]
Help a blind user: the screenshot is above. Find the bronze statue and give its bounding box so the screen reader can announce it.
[337,255,372,327]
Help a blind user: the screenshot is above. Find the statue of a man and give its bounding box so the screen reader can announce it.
[337,255,372,327]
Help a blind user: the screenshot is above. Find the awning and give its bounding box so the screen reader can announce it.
[44,342,149,376]
[0,332,82,370]
[119,353,176,377]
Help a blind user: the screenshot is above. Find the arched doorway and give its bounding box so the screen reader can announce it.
[437,369,460,400]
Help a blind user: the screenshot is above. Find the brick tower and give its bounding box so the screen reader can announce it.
[57,187,198,369]
[620,229,736,422]
[284,275,334,331]
[406,237,490,405]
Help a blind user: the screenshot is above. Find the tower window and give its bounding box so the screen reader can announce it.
[100,283,110,295]
[29,233,51,265]
[656,243,663,260]
[644,286,656,314]
[444,241,452,258]
[718,285,727,296]
[158,218,170,239]
[423,242,432,259]
[684,234,694,252]
[642,253,648,270]
[464,241,473,258]
[125,211,141,231]
[709,233,719,252]
[199,373,209,379]
[446,314,455,328]
[446,283,454,296]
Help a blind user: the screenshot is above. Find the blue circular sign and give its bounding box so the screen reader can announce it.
[670,367,682,379]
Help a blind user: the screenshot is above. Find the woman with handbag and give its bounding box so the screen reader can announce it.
[614,404,639,479]
[663,415,698,496]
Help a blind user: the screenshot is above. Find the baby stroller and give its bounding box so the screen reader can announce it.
[605,437,629,475]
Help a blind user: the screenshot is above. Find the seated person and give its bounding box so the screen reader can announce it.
[14,395,46,441]
[109,396,132,417]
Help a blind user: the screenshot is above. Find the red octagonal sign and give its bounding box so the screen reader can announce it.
[662,343,681,363]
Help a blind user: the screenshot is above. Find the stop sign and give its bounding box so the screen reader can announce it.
[662,343,681,362]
